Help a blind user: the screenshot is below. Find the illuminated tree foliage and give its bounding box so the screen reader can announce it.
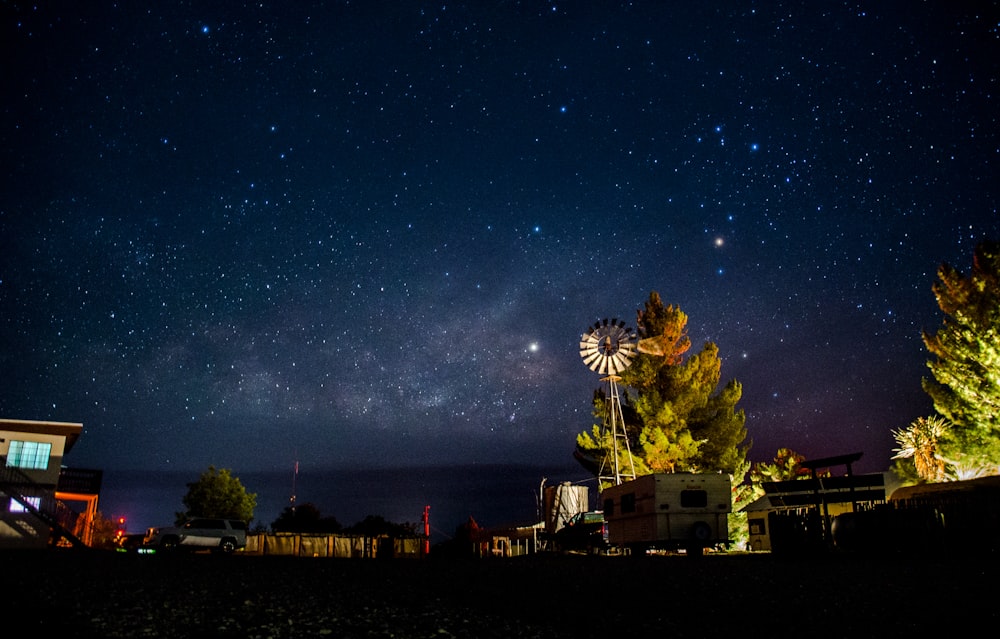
[738,448,811,530]
[179,466,257,525]
[922,240,1000,471]
[575,292,750,481]
[748,447,811,485]
[891,416,949,482]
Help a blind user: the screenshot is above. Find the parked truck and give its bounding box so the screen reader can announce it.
[600,473,732,555]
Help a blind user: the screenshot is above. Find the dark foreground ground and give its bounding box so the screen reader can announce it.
[2,548,997,638]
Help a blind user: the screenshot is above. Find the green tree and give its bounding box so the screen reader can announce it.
[922,240,1000,471]
[748,447,811,485]
[891,415,949,483]
[575,292,750,483]
[178,466,257,525]
[734,448,813,549]
[728,458,755,550]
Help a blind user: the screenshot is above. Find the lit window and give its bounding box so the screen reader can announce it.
[9,497,41,513]
[6,441,52,470]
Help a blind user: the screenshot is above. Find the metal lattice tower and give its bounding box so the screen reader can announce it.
[579,318,637,487]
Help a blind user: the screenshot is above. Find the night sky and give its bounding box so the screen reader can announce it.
[3,2,999,495]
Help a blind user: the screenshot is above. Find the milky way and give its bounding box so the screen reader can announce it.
[3,2,998,482]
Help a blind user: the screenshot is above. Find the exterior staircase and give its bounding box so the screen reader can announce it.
[0,462,88,548]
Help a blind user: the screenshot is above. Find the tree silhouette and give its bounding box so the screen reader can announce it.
[270,502,342,533]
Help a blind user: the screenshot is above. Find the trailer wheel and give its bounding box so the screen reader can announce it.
[692,521,712,541]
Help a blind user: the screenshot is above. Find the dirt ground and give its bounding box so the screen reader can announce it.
[2,548,997,638]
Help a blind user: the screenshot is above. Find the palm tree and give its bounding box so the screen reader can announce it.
[891,416,949,482]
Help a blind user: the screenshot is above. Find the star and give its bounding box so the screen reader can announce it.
[1,1,996,536]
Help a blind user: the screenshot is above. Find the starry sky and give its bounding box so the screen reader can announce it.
[3,2,999,489]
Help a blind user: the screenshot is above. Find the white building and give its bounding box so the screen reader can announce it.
[0,418,100,549]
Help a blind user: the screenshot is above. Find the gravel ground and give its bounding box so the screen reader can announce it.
[2,548,997,638]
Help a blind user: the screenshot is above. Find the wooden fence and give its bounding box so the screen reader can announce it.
[244,532,425,558]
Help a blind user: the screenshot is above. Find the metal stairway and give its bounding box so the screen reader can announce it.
[0,463,88,548]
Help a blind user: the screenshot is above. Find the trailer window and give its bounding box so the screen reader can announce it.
[680,489,708,508]
[621,493,636,513]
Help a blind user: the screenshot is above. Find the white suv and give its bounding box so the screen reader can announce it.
[144,517,248,554]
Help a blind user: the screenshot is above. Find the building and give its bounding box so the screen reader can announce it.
[741,452,886,553]
[1,418,101,549]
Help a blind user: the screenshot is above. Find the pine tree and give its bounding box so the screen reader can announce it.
[575,291,750,478]
[922,240,1000,471]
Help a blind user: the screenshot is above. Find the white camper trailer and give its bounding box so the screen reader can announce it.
[601,473,732,554]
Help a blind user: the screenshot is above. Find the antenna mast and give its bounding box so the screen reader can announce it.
[290,460,298,513]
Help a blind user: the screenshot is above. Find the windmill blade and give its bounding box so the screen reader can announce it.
[597,355,609,375]
[582,351,603,371]
[614,350,633,374]
[580,315,637,375]
[606,353,621,375]
[587,351,604,373]
[610,354,626,374]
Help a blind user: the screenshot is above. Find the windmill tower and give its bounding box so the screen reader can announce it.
[579,318,637,487]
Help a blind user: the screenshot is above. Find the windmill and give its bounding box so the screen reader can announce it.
[579,317,638,487]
